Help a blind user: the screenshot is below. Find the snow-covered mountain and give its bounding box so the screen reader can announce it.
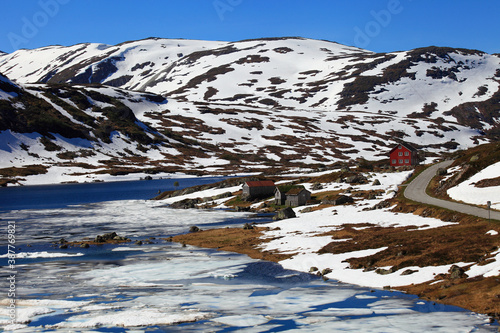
[0,37,499,184]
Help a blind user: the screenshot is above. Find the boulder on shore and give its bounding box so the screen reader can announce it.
[169,198,201,209]
[273,207,296,221]
[189,226,200,233]
[449,265,468,279]
[322,195,354,206]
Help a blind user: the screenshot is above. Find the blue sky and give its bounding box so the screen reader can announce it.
[0,0,498,54]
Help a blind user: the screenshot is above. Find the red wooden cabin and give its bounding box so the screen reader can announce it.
[389,143,419,167]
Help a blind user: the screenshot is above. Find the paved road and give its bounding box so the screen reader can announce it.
[404,160,500,221]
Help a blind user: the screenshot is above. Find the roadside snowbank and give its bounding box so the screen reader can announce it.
[447,162,500,210]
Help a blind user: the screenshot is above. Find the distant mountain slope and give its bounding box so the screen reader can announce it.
[0,37,499,184]
[1,38,499,133]
[0,38,228,91]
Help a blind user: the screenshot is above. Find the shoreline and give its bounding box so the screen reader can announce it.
[6,154,500,321]
[172,226,291,263]
[0,172,239,188]
[129,160,500,320]
[171,219,500,320]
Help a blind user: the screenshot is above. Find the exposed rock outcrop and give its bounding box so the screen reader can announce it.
[273,207,296,221]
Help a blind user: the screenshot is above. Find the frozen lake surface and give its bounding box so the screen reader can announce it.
[0,179,497,331]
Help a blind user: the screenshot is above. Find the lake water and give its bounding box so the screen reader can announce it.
[0,176,229,211]
[0,178,497,331]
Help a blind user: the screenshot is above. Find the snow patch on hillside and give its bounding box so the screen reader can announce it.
[0,38,499,184]
[447,162,500,210]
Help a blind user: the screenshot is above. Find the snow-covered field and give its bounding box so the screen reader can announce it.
[155,169,500,289]
[264,170,500,287]
[447,162,500,210]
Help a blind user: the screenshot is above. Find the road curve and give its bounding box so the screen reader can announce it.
[404,160,500,221]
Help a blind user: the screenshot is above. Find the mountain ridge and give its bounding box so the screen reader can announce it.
[0,37,499,185]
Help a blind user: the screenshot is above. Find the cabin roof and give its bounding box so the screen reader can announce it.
[286,187,308,195]
[389,142,418,154]
[276,184,303,193]
[245,180,275,188]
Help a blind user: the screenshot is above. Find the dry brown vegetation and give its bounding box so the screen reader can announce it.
[172,227,292,262]
[475,176,500,188]
[319,219,496,272]
[0,165,49,186]
[363,189,500,317]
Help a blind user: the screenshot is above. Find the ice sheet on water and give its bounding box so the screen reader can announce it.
[47,308,211,329]
[4,199,251,244]
[79,304,122,312]
[0,251,83,258]
[111,246,145,251]
[0,306,54,324]
[355,294,378,300]
[80,250,250,287]
[271,312,494,333]
[0,299,92,329]
[212,314,270,327]
[2,251,497,332]
[0,299,91,308]
[369,298,417,315]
